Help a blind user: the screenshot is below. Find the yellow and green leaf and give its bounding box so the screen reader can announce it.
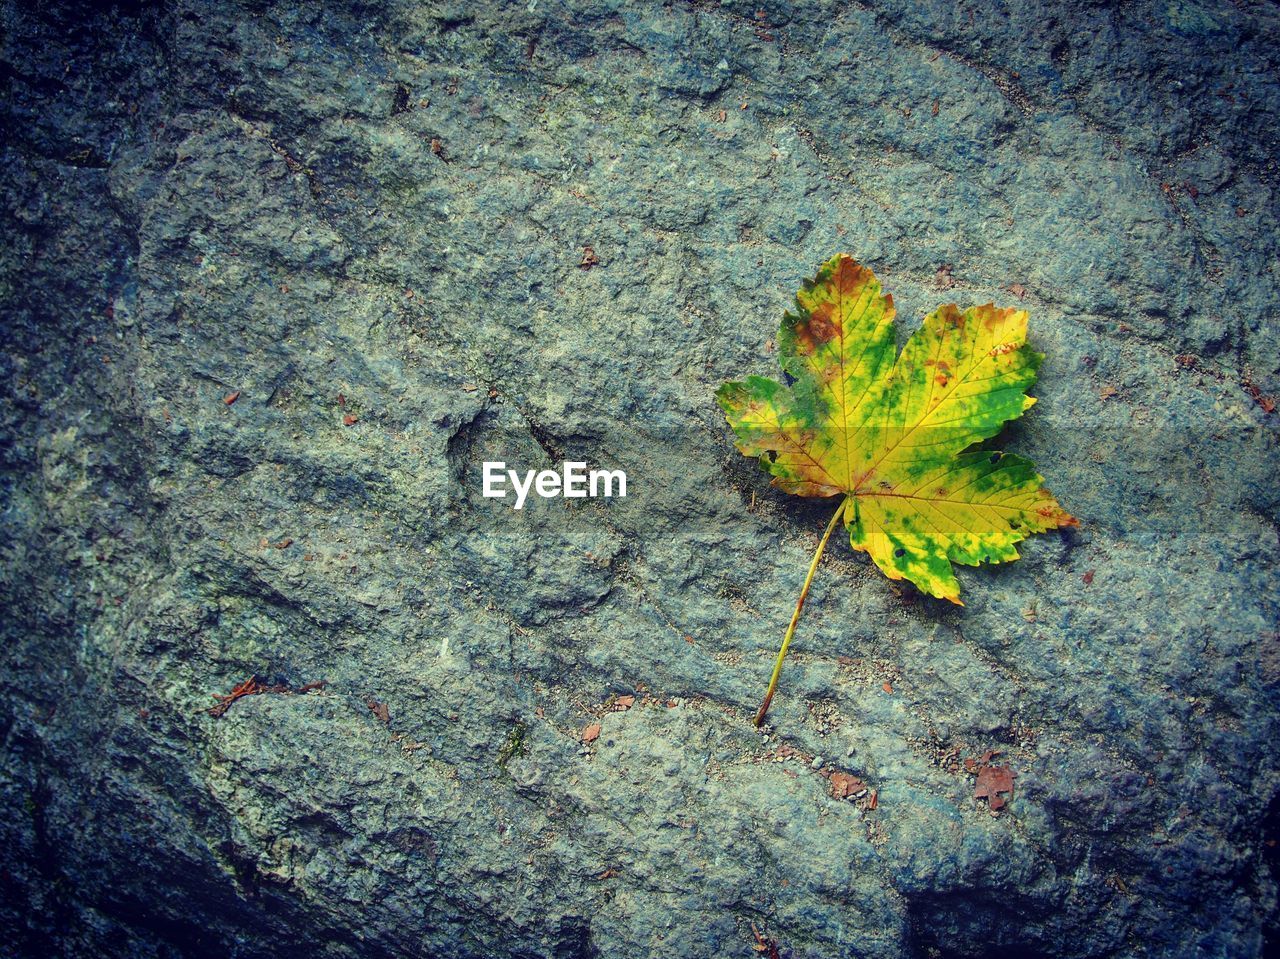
[718,254,1075,605]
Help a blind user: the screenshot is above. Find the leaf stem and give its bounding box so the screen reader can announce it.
[754,497,848,727]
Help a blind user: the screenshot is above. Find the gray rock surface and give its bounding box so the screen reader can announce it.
[2,1,1278,956]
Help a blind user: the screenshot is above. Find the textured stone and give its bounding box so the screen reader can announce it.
[1,1,1278,957]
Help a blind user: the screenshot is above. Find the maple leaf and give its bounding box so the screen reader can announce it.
[718,254,1075,724]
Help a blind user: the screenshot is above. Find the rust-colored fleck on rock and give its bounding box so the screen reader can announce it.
[829,771,866,800]
[274,538,293,549]
[1243,376,1276,414]
[751,922,781,959]
[882,681,894,694]
[579,245,600,269]
[581,723,601,743]
[223,391,241,405]
[368,699,390,724]
[207,677,263,717]
[1082,569,1095,585]
[206,675,318,718]
[343,413,358,426]
[971,752,1016,812]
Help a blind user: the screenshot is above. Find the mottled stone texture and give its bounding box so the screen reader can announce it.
[1,1,1278,957]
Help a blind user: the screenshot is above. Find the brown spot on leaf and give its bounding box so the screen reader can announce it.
[792,304,839,356]
[832,255,872,295]
[936,303,966,331]
[804,303,839,344]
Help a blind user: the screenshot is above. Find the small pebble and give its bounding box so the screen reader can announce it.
[811,757,823,769]
[846,746,856,757]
